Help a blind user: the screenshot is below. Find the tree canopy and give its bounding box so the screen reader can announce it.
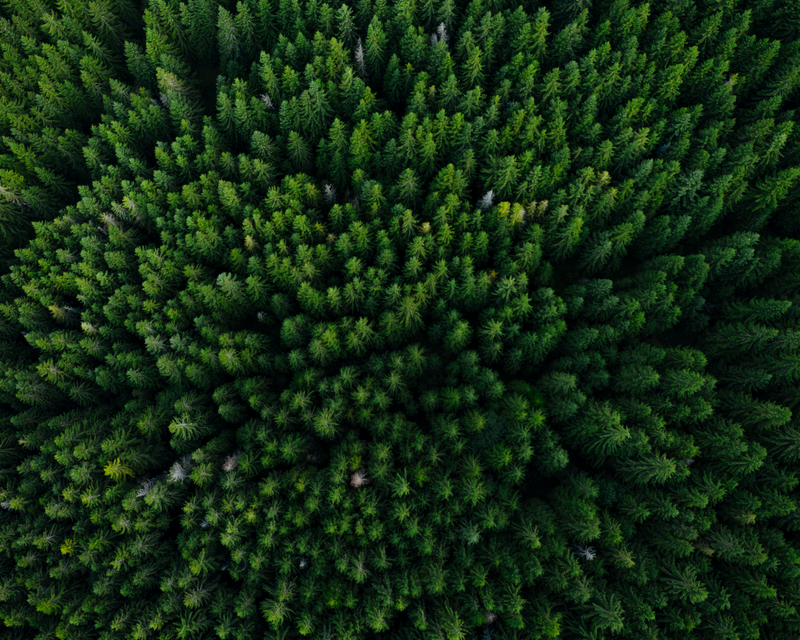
[0,0,799,639]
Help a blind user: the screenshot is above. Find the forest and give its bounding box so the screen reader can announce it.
[0,0,799,638]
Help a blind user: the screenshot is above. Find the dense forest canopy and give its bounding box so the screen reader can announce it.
[0,0,799,638]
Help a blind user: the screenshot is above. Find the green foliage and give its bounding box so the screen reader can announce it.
[0,1,799,639]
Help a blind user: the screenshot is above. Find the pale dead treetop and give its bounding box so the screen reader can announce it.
[350,468,370,488]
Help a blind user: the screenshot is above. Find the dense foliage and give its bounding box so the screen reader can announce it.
[1,0,799,638]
